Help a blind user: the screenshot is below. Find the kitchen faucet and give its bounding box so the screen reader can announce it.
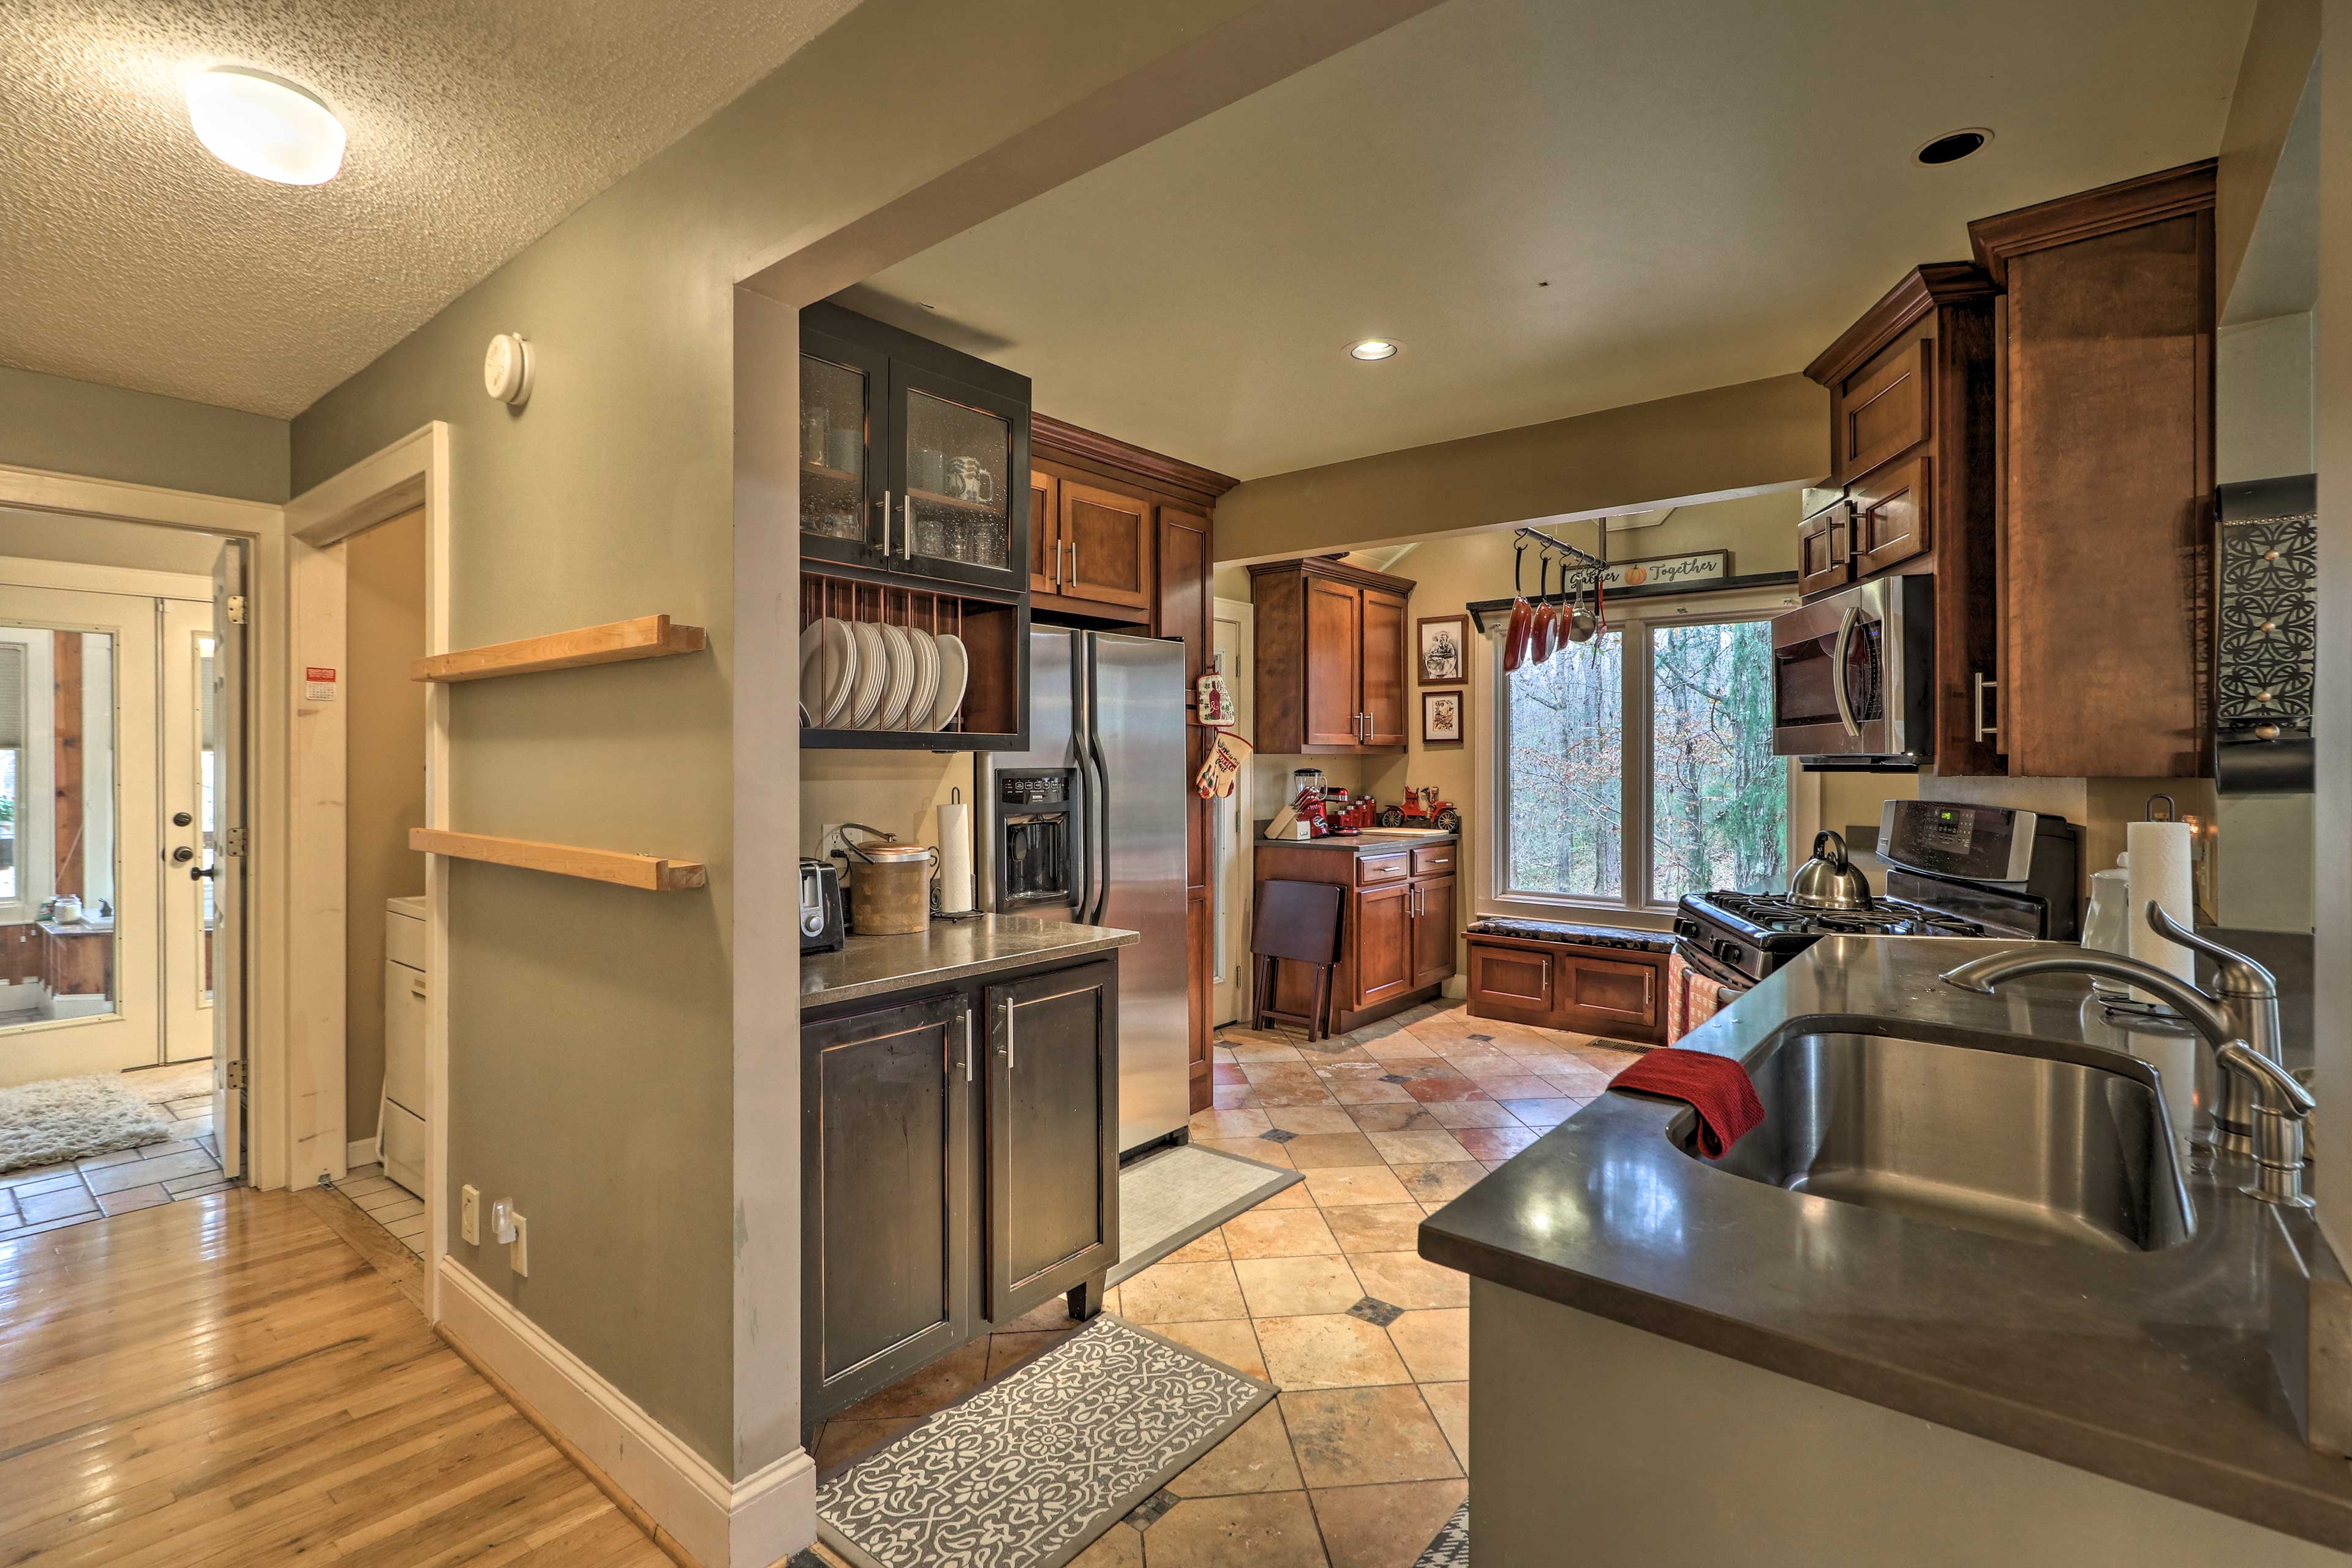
[1939,927,2315,1210]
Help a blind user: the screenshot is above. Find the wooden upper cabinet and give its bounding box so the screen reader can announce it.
[1850,453,1931,578]
[1969,161,2216,779]
[1155,502,1212,704]
[1838,337,1932,482]
[1359,589,1409,747]
[1058,483,1153,609]
[1030,470,1060,595]
[1303,576,1364,748]
[1796,503,1852,597]
[1250,559,1415,755]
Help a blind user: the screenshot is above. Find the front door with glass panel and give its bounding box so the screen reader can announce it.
[160,600,216,1062]
[0,586,160,1085]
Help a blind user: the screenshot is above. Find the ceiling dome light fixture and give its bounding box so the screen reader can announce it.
[1348,338,1401,361]
[1914,127,1992,167]
[186,66,345,186]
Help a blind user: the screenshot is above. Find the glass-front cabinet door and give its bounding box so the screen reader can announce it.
[888,366,1029,594]
[799,325,889,569]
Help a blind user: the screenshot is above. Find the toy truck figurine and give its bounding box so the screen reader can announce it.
[1378,786,1461,834]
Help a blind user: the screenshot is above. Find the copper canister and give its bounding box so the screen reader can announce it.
[848,842,934,935]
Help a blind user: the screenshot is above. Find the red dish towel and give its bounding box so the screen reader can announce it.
[1608,1049,1765,1159]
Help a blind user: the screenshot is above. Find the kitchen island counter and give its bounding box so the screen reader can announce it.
[1420,935,2352,1560]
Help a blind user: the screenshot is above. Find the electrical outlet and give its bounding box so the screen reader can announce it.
[510,1212,529,1277]
[491,1198,518,1245]
[821,823,846,857]
[461,1185,480,1246]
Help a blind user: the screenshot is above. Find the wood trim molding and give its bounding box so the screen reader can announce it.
[437,1259,816,1568]
[1033,414,1240,501]
[410,829,709,891]
[413,614,707,684]
[1247,554,1418,597]
[1967,159,2218,287]
[1803,262,1997,387]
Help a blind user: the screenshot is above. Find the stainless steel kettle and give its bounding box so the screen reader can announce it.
[1789,830,1874,911]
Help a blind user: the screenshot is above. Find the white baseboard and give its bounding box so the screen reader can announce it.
[435,1259,815,1567]
[345,1137,379,1169]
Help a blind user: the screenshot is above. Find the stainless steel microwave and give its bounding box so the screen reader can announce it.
[1770,575,1934,764]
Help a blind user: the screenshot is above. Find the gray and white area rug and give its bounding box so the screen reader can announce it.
[1109,1141,1300,1287]
[1415,1501,1470,1567]
[0,1072,173,1174]
[816,1314,1275,1568]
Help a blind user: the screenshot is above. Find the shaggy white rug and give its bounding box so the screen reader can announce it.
[0,1073,175,1174]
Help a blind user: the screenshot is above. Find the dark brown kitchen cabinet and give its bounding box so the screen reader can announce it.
[1250,558,1416,755]
[1969,162,2215,778]
[1849,453,1931,579]
[1796,502,1852,598]
[983,960,1118,1322]
[1029,469,1059,594]
[1030,415,1238,1114]
[801,991,973,1423]
[1411,876,1456,992]
[801,953,1117,1431]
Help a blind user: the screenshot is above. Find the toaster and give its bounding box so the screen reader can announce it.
[799,857,845,954]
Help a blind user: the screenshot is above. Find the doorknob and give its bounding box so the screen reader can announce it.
[172,812,193,827]
[171,846,195,864]
[189,864,217,881]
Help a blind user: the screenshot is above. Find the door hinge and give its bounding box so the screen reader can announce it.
[225,1060,246,1090]
[225,827,249,856]
[225,594,247,625]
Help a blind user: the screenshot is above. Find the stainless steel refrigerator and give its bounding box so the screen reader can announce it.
[977,629,1189,1155]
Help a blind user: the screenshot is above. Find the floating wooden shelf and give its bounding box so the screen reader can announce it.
[801,462,862,486]
[413,615,706,684]
[410,829,707,892]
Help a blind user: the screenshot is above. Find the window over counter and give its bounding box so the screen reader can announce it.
[1496,611,1788,915]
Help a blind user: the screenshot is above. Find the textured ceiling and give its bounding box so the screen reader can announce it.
[1,0,862,418]
[858,0,2257,480]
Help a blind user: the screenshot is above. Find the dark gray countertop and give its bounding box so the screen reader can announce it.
[1419,935,2352,1550]
[800,915,1137,1008]
[1253,829,1458,852]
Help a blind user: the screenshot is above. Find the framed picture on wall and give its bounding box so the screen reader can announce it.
[1417,614,1468,685]
[1422,689,1463,745]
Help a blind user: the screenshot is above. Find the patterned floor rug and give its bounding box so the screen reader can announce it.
[0,1072,173,1174]
[816,1314,1274,1568]
[1107,1141,1299,1286]
[1415,1501,1470,1567]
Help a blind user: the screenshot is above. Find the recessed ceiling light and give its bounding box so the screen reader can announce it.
[186,66,345,186]
[1349,339,1400,361]
[1914,128,1992,167]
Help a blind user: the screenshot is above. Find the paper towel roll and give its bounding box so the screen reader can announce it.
[937,800,975,914]
[2125,820,2196,990]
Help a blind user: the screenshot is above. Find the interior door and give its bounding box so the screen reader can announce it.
[1360,587,1409,747]
[0,585,159,1087]
[160,599,215,1062]
[208,543,247,1180]
[1210,601,1250,1027]
[1303,578,1362,748]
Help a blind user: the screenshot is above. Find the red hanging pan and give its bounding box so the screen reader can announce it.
[1504,543,1534,672]
[1530,553,1560,665]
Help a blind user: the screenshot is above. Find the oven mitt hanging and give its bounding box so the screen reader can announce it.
[1196,728,1251,799]
[1196,668,1237,728]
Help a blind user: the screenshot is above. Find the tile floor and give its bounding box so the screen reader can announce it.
[330,1161,425,1255]
[0,1060,227,1237]
[805,999,1640,1568]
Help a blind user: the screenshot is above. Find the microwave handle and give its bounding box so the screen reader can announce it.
[1831,605,1862,739]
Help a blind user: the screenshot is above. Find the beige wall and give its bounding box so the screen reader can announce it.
[0,365,288,504]
[1215,372,1824,562]
[344,510,428,1134]
[2215,0,2321,307]
[801,752,973,859]
[288,0,1437,1490]
[0,508,225,576]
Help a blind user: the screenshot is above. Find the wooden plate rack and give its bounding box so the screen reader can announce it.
[800,567,1020,748]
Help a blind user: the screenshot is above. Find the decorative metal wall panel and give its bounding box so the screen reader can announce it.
[2215,474,2316,794]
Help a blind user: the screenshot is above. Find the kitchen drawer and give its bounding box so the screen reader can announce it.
[1410,844,1457,878]
[1356,853,1412,886]
[383,959,428,1112]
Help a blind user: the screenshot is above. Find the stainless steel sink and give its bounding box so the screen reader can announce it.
[1695,1030,2195,1253]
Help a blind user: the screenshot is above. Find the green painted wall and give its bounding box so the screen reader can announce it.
[0,365,288,502]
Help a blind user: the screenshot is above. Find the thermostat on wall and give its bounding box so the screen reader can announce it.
[483,332,535,406]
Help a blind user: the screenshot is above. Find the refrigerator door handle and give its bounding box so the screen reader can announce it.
[1071,655,1101,921]
[1086,726,1114,926]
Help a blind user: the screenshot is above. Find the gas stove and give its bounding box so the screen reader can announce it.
[1673,890,1985,985]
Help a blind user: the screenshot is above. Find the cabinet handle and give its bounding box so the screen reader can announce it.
[1004,998,1016,1073]
[1068,538,1079,584]
[881,489,892,556]
[963,1011,974,1082]
[902,493,914,559]
[1050,533,1062,589]
[1973,672,1999,744]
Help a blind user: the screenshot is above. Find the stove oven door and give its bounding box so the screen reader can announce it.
[1667,941,1752,1044]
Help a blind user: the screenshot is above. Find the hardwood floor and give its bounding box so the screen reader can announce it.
[0,1187,669,1566]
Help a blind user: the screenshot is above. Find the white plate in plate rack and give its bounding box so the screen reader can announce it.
[876,624,918,729]
[801,617,857,727]
[847,622,888,728]
[926,633,969,732]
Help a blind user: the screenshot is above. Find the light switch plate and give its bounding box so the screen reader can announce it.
[511,1212,529,1277]
[461,1185,480,1246]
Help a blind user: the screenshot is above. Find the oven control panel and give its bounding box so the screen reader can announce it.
[1879,800,2036,884]
[1000,771,1068,806]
